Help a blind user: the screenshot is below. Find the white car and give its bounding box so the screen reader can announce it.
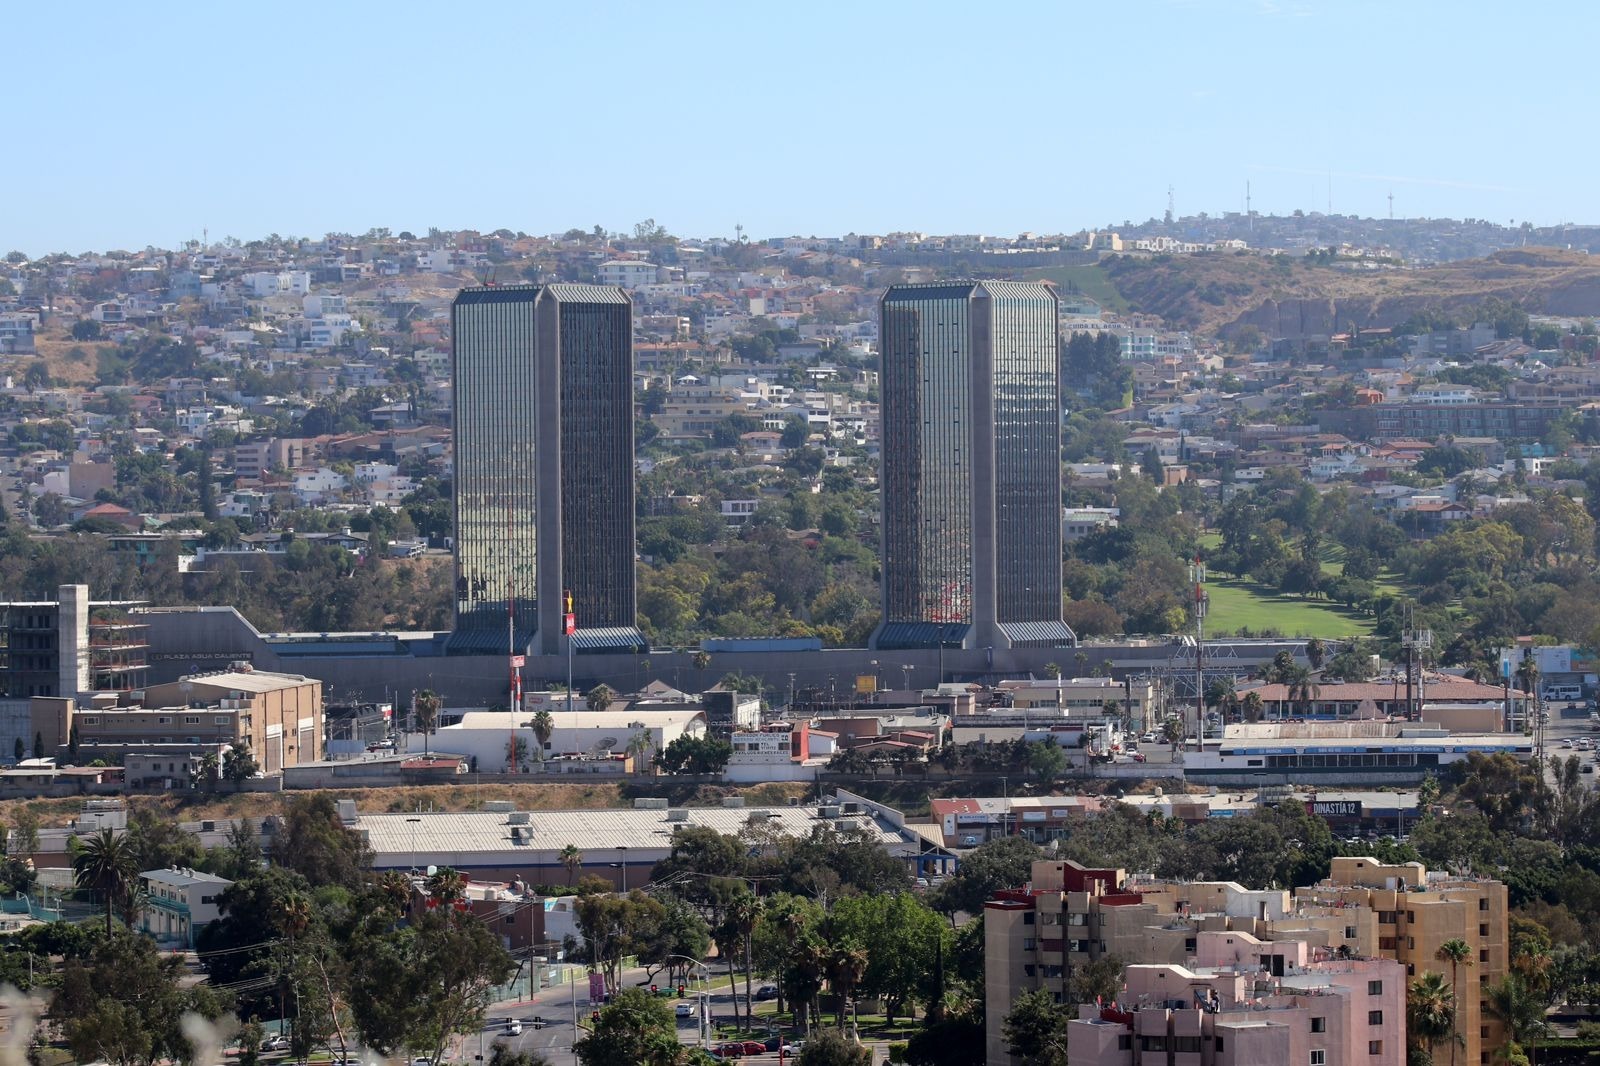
[1563,739,1575,749]
[675,1003,695,1018]
[1141,731,1158,744]
[504,1020,522,1036]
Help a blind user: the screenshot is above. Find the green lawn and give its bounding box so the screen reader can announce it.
[1202,575,1375,638]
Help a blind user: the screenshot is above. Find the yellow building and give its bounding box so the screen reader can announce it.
[1298,857,1508,1066]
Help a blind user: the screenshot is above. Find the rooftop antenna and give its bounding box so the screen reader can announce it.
[1388,191,1394,220]
[1245,182,1252,233]
[1166,185,1176,226]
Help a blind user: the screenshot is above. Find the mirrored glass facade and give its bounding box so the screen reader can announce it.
[452,286,540,649]
[879,282,1065,648]
[450,284,636,655]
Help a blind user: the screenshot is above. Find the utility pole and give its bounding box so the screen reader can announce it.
[1190,557,1208,752]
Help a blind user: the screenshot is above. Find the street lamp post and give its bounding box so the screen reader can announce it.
[406,816,421,872]
[901,663,913,694]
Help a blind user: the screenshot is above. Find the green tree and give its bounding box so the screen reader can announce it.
[1002,987,1069,1066]
[574,986,683,1066]
[930,836,1041,922]
[73,828,136,935]
[55,930,229,1066]
[794,1027,871,1066]
[586,684,615,713]
[348,905,515,1065]
[222,741,258,782]
[275,793,373,889]
[657,734,733,774]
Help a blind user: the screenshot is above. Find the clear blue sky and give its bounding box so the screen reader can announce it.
[7,0,1591,255]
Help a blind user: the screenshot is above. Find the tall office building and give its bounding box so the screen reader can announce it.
[875,281,1074,651]
[449,284,639,658]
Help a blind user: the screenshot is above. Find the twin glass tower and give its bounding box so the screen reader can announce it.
[875,281,1073,651]
[449,284,638,657]
[449,278,1073,660]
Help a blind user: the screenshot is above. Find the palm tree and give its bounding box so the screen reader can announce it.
[373,870,412,915]
[559,845,583,886]
[1241,691,1265,724]
[426,866,467,905]
[825,944,869,1030]
[1437,939,1475,1066]
[529,709,555,762]
[196,751,220,793]
[1485,975,1551,1063]
[788,938,828,1035]
[728,894,762,1026]
[625,731,653,775]
[1305,637,1327,671]
[73,828,136,935]
[1286,666,1320,718]
[415,689,441,754]
[585,684,614,714]
[1408,971,1456,1066]
[691,651,711,672]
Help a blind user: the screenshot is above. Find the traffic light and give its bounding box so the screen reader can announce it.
[563,589,574,614]
[651,984,658,995]
[591,1011,600,1024]
[677,985,686,997]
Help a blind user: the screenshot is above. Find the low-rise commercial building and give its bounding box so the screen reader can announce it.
[138,867,232,948]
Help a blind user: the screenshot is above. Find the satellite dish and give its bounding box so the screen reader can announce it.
[426,865,437,876]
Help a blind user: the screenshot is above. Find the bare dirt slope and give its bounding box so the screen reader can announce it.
[1102,247,1600,338]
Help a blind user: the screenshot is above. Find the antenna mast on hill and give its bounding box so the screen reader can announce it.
[1166,185,1176,226]
[1388,191,1394,220]
[1245,182,1252,233]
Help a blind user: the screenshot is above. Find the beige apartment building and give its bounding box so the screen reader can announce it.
[985,858,1507,1066]
[1295,856,1508,1066]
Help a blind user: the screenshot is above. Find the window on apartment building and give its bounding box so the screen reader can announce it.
[1368,980,1384,995]
[1172,1038,1201,1054]
[214,717,230,725]
[1479,924,1489,937]
[1479,898,1488,911]
[1023,939,1035,951]
[1480,1027,1489,1039]
[1311,1018,1326,1033]
[1023,912,1034,925]
[1368,1010,1383,1025]
[184,716,200,725]
[1369,1041,1383,1055]
[1379,911,1396,924]
[1185,938,1197,954]
[1407,964,1415,976]
[1039,913,1056,925]
[1479,950,1488,964]
[1345,926,1357,939]
[1407,938,1416,950]
[158,717,172,725]
[1117,1036,1131,1052]
[1023,965,1036,977]
[1311,1051,1326,1066]
[81,717,97,726]
[1214,1037,1225,1053]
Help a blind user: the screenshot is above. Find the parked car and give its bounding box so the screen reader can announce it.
[755,984,779,1000]
[1129,751,1147,763]
[675,1002,696,1018]
[1141,731,1158,743]
[260,1035,289,1052]
[763,1036,798,1054]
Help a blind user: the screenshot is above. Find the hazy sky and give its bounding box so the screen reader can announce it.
[6,0,1590,255]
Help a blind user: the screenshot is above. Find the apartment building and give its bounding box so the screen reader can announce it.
[1066,944,1405,1066]
[985,858,1507,1065]
[138,867,233,948]
[1295,857,1508,1066]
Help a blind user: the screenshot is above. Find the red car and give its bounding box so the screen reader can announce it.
[715,1041,768,1057]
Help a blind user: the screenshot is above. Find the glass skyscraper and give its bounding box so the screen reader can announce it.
[449,284,637,656]
[876,281,1074,650]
